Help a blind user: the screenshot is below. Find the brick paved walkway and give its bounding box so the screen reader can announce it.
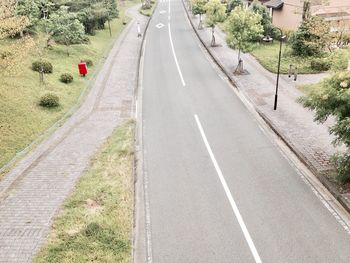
[188,11,339,174]
[0,6,148,263]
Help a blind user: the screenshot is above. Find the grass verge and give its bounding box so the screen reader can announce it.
[0,0,139,172]
[139,0,157,16]
[250,42,323,74]
[34,120,135,263]
[298,83,323,95]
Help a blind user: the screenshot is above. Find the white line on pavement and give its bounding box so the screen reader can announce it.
[168,23,186,86]
[194,114,263,263]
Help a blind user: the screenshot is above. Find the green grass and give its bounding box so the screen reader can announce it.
[34,120,134,263]
[0,0,139,172]
[298,82,324,95]
[251,42,324,74]
[139,0,157,16]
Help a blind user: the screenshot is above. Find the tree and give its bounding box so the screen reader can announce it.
[225,6,263,72]
[204,0,226,46]
[46,6,87,55]
[16,0,40,34]
[226,0,242,14]
[0,0,30,39]
[191,0,207,29]
[0,0,34,75]
[291,16,330,57]
[302,0,311,21]
[298,71,350,183]
[105,0,119,36]
[250,0,275,39]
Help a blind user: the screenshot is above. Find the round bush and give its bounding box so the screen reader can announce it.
[32,60,53,73]
[82,59,93,67]
[60,73,74,84]
[39,93,60,108]
[310,58,331,71]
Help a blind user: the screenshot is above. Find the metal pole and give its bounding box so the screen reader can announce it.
[274,28,283,110]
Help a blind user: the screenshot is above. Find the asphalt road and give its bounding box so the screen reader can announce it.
[141,0,350,262]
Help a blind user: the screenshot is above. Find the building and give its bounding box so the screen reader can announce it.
[251,0,350,32]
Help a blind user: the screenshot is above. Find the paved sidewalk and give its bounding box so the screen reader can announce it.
[0,6,148,263]
[185,6,350,206]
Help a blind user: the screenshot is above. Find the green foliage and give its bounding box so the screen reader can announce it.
[32,60,53,73]
[204,0,226,28]
[310,58,331,71]
[250,0,275,39]
[82,58,93,67]
[291,16,330,57]
[332,153,350,184]
[60,73,74,83]
[329,48,350,72]
[71,0,118,35]
[225,6,263,58]
[46,6,87,45]
[191,0,207,16]
[298,71,350,183]
[16,0,40,32]
[105,0,119,19]
[39,93,60,108]
[226,0,242,13]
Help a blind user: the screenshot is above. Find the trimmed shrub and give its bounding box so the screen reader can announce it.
[310,58,331,71]
[60,73,74,84]
[32,60,53,73]
[39,93,60,108]
[82,59,93,67]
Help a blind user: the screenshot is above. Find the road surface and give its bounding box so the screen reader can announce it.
[140,0,350,262]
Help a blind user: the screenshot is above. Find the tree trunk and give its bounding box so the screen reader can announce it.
[108,19,112,37]
[66,41,69,56]
[198,14,203,29]
[211,26,216,47]
[234,49,244,74]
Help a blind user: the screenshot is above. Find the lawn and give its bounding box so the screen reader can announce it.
[298,83,323,95]
[251,42,323,74]
[0,0,139,172]
[34,120,134,263]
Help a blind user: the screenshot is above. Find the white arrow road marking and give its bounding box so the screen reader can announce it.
[159,10,166,14]
[194,114,263,263]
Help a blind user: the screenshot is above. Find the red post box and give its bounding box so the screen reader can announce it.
[78,62,88,76]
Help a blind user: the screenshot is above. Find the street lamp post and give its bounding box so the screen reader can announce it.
[274,28,284,110]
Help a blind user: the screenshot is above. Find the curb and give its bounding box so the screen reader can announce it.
[133,2,159,263]
[181,0,350,215]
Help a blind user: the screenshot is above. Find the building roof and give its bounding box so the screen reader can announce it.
[264,0,284,9]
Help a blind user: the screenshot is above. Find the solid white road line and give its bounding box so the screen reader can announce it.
[194,114,263,263]
[168,23,186,86]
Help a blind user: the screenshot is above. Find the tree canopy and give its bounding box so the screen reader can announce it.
[250,0,275,38]
[291,16,330,56]
[191,0,208,29]
[225,6,263,60]
[299,72,350,183]
[204,0,226,46]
